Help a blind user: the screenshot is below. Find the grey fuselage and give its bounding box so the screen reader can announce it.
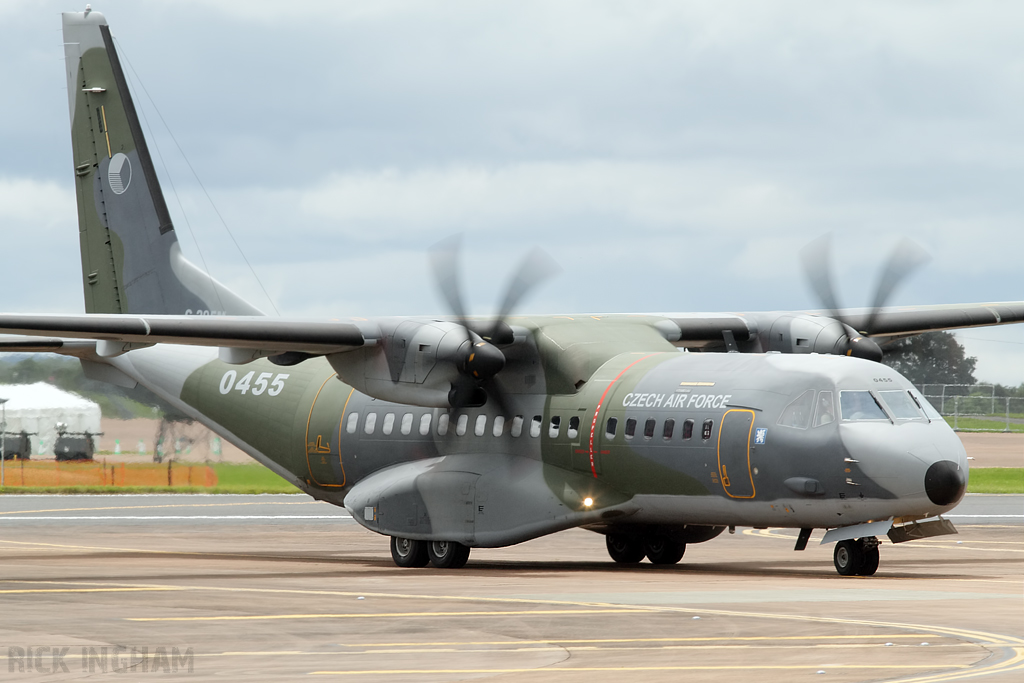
[108,344,967,548]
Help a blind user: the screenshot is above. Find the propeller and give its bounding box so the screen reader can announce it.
[429,236,560,410]
[800,234,930,362]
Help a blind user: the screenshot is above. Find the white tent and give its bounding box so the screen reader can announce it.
[0,383,102,456]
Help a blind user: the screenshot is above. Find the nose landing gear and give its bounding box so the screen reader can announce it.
[834,537,880,576]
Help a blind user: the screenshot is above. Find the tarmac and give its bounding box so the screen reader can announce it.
[0,494,1021,682]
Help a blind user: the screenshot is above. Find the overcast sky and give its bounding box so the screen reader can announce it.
[3,1,1024,385]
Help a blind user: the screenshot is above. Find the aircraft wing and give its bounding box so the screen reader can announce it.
[0,301,1021,358]
[834,301,1024,337]
[0,314,366,355]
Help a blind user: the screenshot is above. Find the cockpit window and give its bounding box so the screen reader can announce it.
[878,390,924,420]
[814,391,835,427]
[778,389,814,429]
[840,391,888,421]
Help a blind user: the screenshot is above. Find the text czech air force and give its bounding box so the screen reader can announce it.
[622,392,733,410]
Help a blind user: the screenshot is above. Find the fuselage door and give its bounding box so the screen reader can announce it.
[304,374,350,488]
[717,408,755,498]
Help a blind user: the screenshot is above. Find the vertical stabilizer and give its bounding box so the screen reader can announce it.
[62,9,262,316]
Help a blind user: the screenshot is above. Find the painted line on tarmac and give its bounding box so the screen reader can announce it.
[3,576,1018,682]
[348,634,940,647]
[0,586,180,594]
[0,501,325,515]
[0,515,351,520]
[128,609,648,622]
[309,665,970,675]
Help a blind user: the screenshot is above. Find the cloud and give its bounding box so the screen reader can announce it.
[3,1,1024,383]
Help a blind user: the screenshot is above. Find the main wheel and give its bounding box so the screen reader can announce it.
[427,540,471,569]
[390,536,429,568]
[858,542,880,576]
[643,537,686,565]
[606,534,645,564]
[834,539,864,576]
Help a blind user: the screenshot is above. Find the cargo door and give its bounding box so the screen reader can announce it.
[717,409,755,498]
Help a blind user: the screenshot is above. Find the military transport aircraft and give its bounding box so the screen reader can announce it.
[3,8,1022,576]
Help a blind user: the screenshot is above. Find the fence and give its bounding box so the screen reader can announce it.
[917,384,1024,433]
[0,460,218,488]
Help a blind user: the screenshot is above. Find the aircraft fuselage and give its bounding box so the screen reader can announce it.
[110,344,967,548]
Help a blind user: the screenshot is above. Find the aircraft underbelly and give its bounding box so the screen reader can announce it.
[628,492,937,528]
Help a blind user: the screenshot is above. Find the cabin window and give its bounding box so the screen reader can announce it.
[701,419,713,440]
[813,391,835,427]
[778,389,815,429]
[840,391,888,421]
[549,416,561,438]
[878,390,924,420]
[399,413,415,436]
[530,415,542,437]
[682,418,694,440]
[492,416,505,437]
[456,414,469,436]
[511,415,524,437]
[364,413,377,435]
[419,413,431,435]
[663,418,675,440]
[382,413,395,435]
[437,413,449,436]
[567,416,580,439]
[346,412,359,434]
[625,418,637,439]
[474,414,487,436]
[605,417,618,439]
[643,418,656,439]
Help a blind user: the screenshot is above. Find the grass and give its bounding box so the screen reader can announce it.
[944,417,1024,432]
[967,468,1024,494]
[2,463,1021,495]
[0,462,301,494]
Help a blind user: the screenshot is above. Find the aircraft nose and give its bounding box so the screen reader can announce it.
[924,460,966,506]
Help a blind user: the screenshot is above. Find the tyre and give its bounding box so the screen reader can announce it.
[427,540,471,569]
[390,536,429,568]
[834,539,864,576]
[606,534,645,564]
[858,543,880,576]
[643,537,686,565]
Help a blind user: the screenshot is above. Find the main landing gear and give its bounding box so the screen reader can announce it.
[606,533,686,565]
[833,537,880,576]
[390,537,471,569]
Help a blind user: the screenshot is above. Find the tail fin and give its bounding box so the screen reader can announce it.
[62,9,262,316]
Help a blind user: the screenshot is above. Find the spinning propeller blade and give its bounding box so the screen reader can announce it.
[429,236,559,410]
[800,234,930,361]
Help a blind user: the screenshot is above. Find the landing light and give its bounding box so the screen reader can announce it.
[583,497,593,507]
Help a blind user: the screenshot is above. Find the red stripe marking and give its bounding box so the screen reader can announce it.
[588,353,661,478]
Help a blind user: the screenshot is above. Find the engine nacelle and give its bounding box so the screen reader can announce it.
[757,313,883,362]
[327,319,504,408]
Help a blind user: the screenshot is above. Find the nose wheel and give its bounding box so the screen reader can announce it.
[834,537,880,576]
